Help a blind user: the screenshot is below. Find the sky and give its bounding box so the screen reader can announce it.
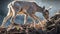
[0,0,60,26]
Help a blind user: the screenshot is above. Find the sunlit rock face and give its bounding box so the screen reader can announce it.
[0,0,60,25]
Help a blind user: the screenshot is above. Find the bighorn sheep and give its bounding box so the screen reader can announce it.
[1,0,52,28]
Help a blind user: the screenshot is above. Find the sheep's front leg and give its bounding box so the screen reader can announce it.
[33,15,43,27]
[29,14,36,27]
[30,14,43,28]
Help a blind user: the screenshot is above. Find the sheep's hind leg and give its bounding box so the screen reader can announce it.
[1,8,12,28]
[1,14,12,28]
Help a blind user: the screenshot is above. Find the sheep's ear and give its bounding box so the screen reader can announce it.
[43,6,45,10]
[47,6,52,10]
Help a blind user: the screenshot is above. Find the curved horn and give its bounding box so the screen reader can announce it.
[47,6,53,10]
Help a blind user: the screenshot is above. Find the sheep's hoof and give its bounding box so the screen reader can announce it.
[0,26,5,28]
